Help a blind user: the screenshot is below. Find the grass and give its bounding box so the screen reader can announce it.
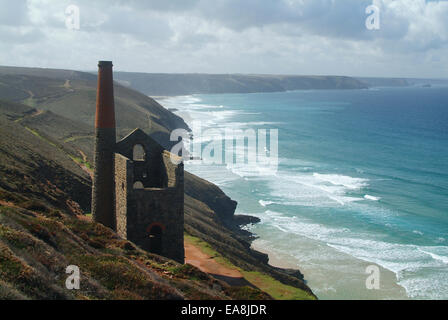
[185,234,235,269]
[168,263,210,282]
[0,244,29,279]
[69,155,93,170]
[0,206,239,300]
[241,271,315,300]
[24,126,93,171]
[22,97,37,108]
[24,127,57,148]
[185,233,316,300]
[64,135,93,143]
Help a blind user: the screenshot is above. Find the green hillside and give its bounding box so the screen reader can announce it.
[0,66,188,146]
[0,205,273,300]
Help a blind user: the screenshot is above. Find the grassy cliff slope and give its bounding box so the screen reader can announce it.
[0,66,188,145]
[0,205,271,300]
[0,66,316,299]
[0,101,271,300]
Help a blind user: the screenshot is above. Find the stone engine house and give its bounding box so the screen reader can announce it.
[92,61,184,263]
[114,129,184,262]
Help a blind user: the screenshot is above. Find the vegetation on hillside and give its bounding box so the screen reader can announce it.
[185,235,316,300]
[0,66,189,145]
[0,201,269,300]
[0,66,316,300]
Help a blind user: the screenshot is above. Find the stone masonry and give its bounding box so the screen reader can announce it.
[92,61,184,263]
[114,129,184,263]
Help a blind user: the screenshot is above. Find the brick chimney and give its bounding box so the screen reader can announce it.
[92,61,116,230]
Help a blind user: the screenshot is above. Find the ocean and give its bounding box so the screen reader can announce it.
[159,86,448,300]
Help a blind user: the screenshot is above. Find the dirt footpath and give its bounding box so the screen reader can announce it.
[184,239,257,288]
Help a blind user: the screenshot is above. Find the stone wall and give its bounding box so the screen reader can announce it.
[115,153,132,239]
[115,128,167,188]
[127,187,184,263]
[113,128,185,263]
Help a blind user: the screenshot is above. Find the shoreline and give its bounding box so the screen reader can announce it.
[155,95,320,296]
[250,236,409,300]
[155,94,411,300]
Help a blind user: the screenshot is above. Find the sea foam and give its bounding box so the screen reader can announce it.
[364,195,381,201]
[313,173,368,190]
[253,209,448,299]
[259,200,275,207]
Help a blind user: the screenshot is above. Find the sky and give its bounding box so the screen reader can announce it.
[0,0,447,78]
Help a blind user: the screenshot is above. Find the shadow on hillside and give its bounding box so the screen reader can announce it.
[210,274,259,289]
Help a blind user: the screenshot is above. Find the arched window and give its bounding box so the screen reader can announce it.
[133,144,146,161]
[133,181,144,190]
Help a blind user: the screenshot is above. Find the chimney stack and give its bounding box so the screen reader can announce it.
[92,61,116,230]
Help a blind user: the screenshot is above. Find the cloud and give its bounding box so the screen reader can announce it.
[0,0,29,26]
[194,0,297,31]
[97,6,174,42]
[0,26,45,43]
[117,0,200,12]
[0,0,446,78]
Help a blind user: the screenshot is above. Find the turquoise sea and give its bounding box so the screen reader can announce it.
[160,86,448,299]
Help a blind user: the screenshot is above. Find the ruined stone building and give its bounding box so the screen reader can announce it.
[91,61,184,263]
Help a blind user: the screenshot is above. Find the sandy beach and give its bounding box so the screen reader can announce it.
[251,236,409,300]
